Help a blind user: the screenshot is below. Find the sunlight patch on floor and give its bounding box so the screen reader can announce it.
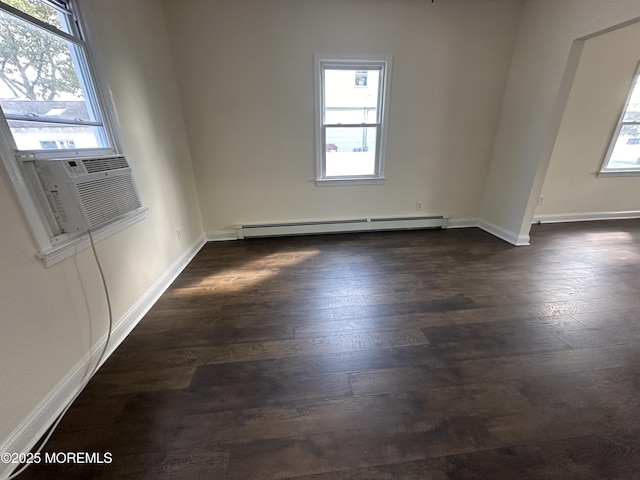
[169,249,321,295]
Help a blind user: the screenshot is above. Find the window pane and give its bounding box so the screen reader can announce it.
[606,124,640,169]
[0,8,109,149]
[7,119,105,149]
[325,126,377,177]
[622,76,640,123]
[1,0,64,30]
[323,68,380,125]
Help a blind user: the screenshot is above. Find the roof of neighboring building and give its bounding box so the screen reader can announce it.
[1,100,92,128]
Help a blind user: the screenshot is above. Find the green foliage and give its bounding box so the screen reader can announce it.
[3,0,59,24]
[0,0,80,101]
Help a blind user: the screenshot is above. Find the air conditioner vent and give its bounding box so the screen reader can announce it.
[81,156,129,173]
[76,175,142,230]
[34,155,143,233]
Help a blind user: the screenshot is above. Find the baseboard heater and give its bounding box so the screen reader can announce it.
[235,215,448,239]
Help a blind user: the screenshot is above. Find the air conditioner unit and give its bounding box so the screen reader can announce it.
[34,155,143,234]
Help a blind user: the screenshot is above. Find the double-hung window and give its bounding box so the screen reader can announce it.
[0,0,112,152]
[600,63,640,175]
[0,0,138,262]
[315,55,392,185]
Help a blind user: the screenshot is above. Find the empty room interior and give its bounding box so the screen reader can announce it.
[2,0,640,478]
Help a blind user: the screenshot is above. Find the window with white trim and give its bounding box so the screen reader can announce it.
[0,0,112,152]
[315,55,392,184]
[0,0,141,262]
[600,64,640,174]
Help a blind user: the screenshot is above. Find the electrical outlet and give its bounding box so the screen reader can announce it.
[538,197,544,205]
[416,201,423,211]
[176,228,183,241]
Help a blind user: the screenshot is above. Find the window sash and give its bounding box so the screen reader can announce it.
[321,63,384,126]
[0,0,78,42]
[321,125,381,178]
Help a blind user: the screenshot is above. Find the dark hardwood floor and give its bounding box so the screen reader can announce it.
[15,221,640,479]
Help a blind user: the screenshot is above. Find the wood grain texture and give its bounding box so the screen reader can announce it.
[15,221,640,479]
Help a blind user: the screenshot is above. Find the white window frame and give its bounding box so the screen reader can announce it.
[314,54,392,186]
[0,0,145,265]
[599,62,640,177]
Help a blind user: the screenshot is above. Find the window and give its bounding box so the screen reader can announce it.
[315,55,392,185]
[600,64,640,174]
[0,0,112,152]
[0,0,141,263]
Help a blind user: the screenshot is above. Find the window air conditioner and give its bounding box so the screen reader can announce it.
[34,155,143,234]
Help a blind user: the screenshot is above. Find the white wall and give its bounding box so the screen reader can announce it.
[536,22,640,218]
[0,0,203,452]
[6,0,640,465]
[480,0,640,240]
[162,0,523,233]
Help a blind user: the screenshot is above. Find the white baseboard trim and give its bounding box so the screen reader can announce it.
[478,219,530,246]
[206,230,237,241]
[446,218,478,229]
[533,211,640,224]
[208,219,482,240]
[0,235,205,480]
[235,216,448,239]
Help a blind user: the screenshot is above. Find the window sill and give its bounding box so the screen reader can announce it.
[597,170,640,178]
[315,177,386,186]
[36,207,148,268]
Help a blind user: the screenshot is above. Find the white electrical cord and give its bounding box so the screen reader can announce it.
[7,230,114,479]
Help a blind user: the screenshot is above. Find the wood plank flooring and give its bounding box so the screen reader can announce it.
[14,221,640,479]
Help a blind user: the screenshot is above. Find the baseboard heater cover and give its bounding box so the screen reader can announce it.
[235,216,448,239]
